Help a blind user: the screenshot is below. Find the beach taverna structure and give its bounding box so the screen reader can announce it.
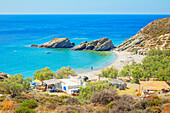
[43,79,61,91]
[140,81,170,94]
[108,79,126,89]
[39,75,83,94]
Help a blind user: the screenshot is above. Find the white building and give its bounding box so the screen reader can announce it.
[60,79,81,94]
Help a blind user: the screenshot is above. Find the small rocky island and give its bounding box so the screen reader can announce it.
[31,38,75,48]
[71,37,115,51]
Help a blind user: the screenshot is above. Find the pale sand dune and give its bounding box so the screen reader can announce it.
[79,51,146,76]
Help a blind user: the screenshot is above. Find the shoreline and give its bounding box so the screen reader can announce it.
[78,50,146,76]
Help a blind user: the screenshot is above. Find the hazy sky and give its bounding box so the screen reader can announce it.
[0,0,170,14]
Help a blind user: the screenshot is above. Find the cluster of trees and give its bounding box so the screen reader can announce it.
[33,66,75,81]
[33,67,55,81]
[78,80,114,103]
[100,66,118,79]
[0,74,32,97]
[119,49,170,82]
[0,66,74,97]
[55,66,75,79]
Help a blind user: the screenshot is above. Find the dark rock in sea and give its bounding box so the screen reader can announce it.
[31,38,75,48]
[71,37,115,51]
[31,44,38,47]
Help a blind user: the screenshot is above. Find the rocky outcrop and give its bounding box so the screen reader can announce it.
[31,38,75,48]
[0,72,10,82]
[31,44,38,47]
[71,38,115,51]
[115,17,170,52]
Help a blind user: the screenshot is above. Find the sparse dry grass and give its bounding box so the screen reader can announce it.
[117,83,139,95]
[117,87,136,95]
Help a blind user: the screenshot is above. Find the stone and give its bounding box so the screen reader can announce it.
[31,38,75,48]
[71,37,115,51]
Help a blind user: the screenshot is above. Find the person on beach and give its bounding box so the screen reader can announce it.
[91,66,93,71]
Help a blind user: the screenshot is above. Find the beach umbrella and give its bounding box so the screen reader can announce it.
[32,79,42,83]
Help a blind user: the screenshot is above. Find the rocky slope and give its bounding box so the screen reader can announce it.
[115,17,170,52]
[31,38,75,48]
[71,37,115,51]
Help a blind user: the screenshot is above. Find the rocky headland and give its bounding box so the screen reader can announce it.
[71,37,115,51]
[115,17,170,52]
[31,38,75,48]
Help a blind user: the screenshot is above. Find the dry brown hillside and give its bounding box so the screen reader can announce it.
[115,17,170,52]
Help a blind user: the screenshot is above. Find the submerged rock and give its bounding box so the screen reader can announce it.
[71,38,115,51]
[31,38,75,48]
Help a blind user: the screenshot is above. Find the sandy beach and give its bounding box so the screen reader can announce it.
[79,51,146,76]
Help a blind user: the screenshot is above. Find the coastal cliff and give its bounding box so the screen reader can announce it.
[115,17,170,52]
[71,37,115,51]
[31,38,75,48]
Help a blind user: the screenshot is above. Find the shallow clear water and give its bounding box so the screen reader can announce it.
[0,14,169,78]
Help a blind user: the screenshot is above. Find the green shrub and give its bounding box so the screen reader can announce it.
[100,66,118,79]
[71,110,77,113]
[13,99,25,103]
[14,107,36,113]
[45,93,49,96]
[78,81,113,103]
[106,101,115,108]
[59,95,68,99]
[132,79,137,83]
[20,99,38,109]
[64,97,80,105]
[0,98,5,102]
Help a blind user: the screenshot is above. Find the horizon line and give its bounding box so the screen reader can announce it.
[0,13,170,15]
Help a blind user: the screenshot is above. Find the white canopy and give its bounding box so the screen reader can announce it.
[43,79,61,85]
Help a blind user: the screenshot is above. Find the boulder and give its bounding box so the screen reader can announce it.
[71,41,87,50]
[71,38,115,51]
[31,38,75,48]
[94,40,114,51]
[31,44,38,47]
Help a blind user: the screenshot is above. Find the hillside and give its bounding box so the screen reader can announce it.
[115,17,170,52]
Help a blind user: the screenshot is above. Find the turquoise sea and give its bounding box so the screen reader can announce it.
[0,14,169,78]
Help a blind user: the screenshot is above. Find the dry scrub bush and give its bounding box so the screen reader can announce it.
[2,101,18,110]
[90,89,118,105]
[45,102,57,110]
[60,106,81,113]
[134,99,149,109]
[64,97,80,105]
[161,105,170,113]
[110,100,134,113]
[95,107,109,113]
[90,89,136,113]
